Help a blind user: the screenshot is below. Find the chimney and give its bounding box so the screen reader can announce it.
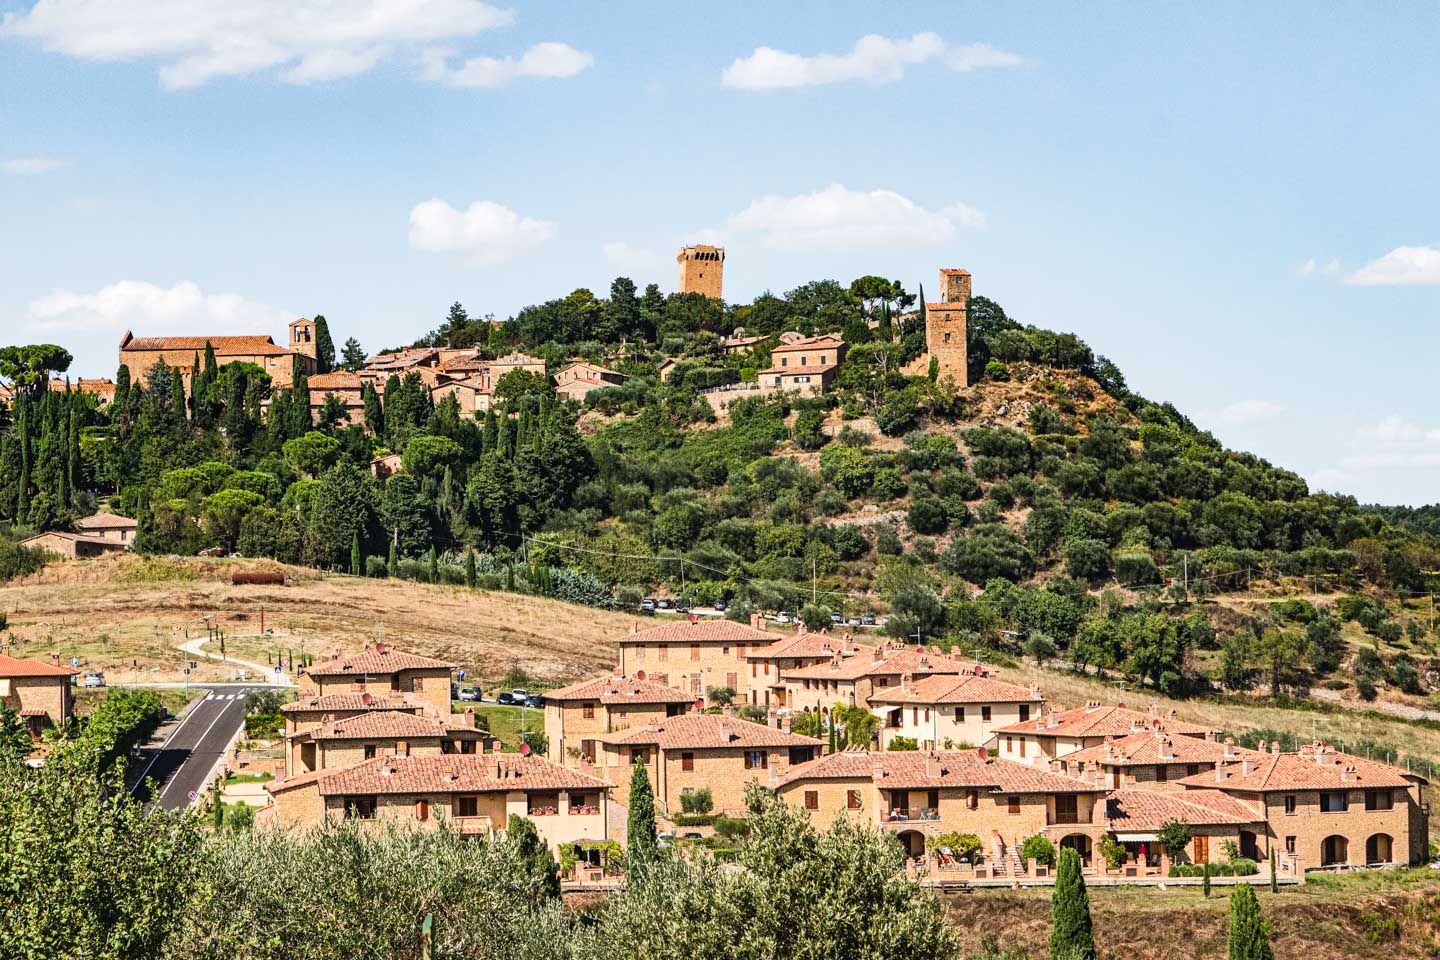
[873,646,884,661]
[924,753,941,778]
[396,740,408,757]
[901,672,913,693]
[797,621,807,637]
[1256,739,1267,754]
[380,762,394,776]
[629,619,638,636]
[1271,741,1281,755]
[1149,701,1159,720]
[1157,735,1174,761]
[1341,764,1356,782]
[1240,759,1253,776]
[1215,765,1228,783]
[463,707,475,728]
[51,652,60,664]
[750,613,765,631]
[873,765,886,782]
[1223,737,1237,761]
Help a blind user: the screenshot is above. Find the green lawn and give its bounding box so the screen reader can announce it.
[224,771,274,784]
[452,702,539,750]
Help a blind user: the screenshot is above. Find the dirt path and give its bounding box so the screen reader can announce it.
[178,634,294,687]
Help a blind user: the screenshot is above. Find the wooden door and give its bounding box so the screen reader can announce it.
[1193,835,1209,864]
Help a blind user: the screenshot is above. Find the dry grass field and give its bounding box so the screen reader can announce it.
[0,555,634,686]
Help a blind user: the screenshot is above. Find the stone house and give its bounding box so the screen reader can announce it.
[776,643,970,715]
[1176,741,1429,868]
[279,690,437,739]
[0,653,77,738]
[991,701,1212,764]
[592,713,822,815]
[298,645,455,718]
[867,669,1045,751]
[118,321,317,389]
[757,334,847,397]
[553,361,627,403]
[773,748,1105,863]
[285,708,493,777]
[615,616,785,702]
[1055,730,1267,792]
[262,751,610,852]
[20,530,128,559]
[1103,788,1267,870]
[306,371,368,426]
[542,673,694,767]
[741,632,873,709]
[74,511,137,545]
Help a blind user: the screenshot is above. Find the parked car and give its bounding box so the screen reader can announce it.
[523,694,544,709]
[497,691,517,706]
[82,671,106,688]
[846,617,861,627]
[713,600,727,612]
[860,614,877,626]
[830,611,844,624]
[640,597,657,613]
[772,612,792,625]
[657,599,674,611]
[197,546,226,558]
[457,687,481,702]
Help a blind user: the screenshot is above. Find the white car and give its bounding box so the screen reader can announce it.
[82,671,106,688]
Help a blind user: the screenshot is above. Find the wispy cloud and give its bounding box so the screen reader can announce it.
[408,198,555,263]
[1346,245,1440,286]
[26,280,289,335]
[722,183,985,248]
[420,41,593,89]
[721,32,1022,90]
[2,156,66,175]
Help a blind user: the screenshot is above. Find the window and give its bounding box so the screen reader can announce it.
[820,355,828,364]
[1155,765,1168,783]
[364,745,377,760]
[1005,736,1013,752]
[955,706,965,721]
[635,646,646,661]
[752,662,758,677]
[1019,739,1026,758]
[658,645,668,662]
[966,789,979,810]
[727,672,738,689]
[722,646,729,656]
[847,789,862,810]
[1321,791,1349,813]
[927,790,939,811]
[781,357,788,367]
[1007,795,1021,815]
[682,752,695,771]
[744,750,768,770]
[1054,794,1078,824]
[345,796,377,820]
[804,790,819,810]
[456,795,479,818]
[582,703,595,720]
[982,706,992,722]
[690,644,700,662]
[789,747,813,765]
[415,799,429,821]
[1285,835,1296,854]
[1365,789,1394,811]
[1019,704,1030,722]
[943,333,952,343]
[1283,795,1297,816]
[1187,764,1201,776]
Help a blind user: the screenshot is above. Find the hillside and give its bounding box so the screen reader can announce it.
[0,555,627,685]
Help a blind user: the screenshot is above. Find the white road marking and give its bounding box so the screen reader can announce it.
[131,693,224,793]
[156,697,236,806]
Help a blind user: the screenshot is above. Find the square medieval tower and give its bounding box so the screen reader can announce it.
[677,244,725,300]
[925,268,970,387]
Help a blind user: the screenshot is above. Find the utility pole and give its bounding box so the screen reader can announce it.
[1183,555,1189,602]
[812,557,818,606]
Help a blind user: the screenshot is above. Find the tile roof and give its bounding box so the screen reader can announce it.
[781,646,970,682]
[0,654,78,677]
[618,618,783,645]
[867,670,1041,706]
[776,749,1103,793]
[74,511,137,530]
[122,335,293,356]
[299,709,490,741]
[596,714,822,750]
[1062,731,1262,768]
[769,335,845,353]
[278,691,432,714]
[759,363,838,377]
[559,361,624,379]
[1175,744,1420,791]
[22,531,127,548]
[544,674,695,705]
[1104,789,1261,830]
[993,702,1211,738]
[306,372,365,390]
[304,646,455,677]
[271,752,609,797]
[746,634,873,661]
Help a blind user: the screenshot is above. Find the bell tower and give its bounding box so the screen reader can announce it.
[925,268,970,387]
[677,244,725,300]
[289,317,318,361]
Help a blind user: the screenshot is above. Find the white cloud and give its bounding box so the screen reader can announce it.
[408,198,554,263]
[0,0,531,89]
[602,242,661,273]
[1332,416,1440,470]
[25,280,290,336]
[1297,258,1317,276]
[420,41,593,88]
[1325,258,1340,274]
[723,183,982,249]
[721,32,1021,90]
[1346,245,1440,286]
[1214,399,1284,425]
[2,156,66,175]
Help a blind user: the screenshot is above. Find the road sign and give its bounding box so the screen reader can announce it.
[71,657,79,667]
[458,669,466,680]
[275,665,282,673]
[186,790,197,801]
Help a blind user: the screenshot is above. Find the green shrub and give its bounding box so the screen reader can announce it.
[680,788,714,814]
[928,832,982,859]
[1230,858,1258,876]
[713,816,749,840]
[887,736,919,751]
[1021,834,1056,867]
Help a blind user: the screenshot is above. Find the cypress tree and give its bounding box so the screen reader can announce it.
[464,547,476,588]
[626,761,658,869]
[1269,849,1278,894]
[169,372,185,422]
[66,405,81,499]
[1050,846,1096,960]
[387,535,397,573]
[313,315,336,373]
[1227,882,1274,960]
[428,547,439,583]
[362,381,383,437]
[1202,862,1212,898]
[351,531,362,576]
[827,715,837,754]
[114,364,131,408]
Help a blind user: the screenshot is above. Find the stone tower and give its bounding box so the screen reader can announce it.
[288,317,318,361]
[677,244,725,300]
[925,268,970,387]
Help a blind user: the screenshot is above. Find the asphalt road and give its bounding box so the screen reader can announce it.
[131,687,257,810]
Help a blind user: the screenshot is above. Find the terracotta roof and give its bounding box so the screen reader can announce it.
[21,531,125,549]
[776,749,1103,793]
[619,619,783,645]
[867,671,1041,706]
[279,691,433,714]
[1063,731,1261,768]
[74,511,137,531]
[746,634,873,661]
[993,702,1211,738]
[596,714,821,750]
[122,335,293,356]
[304,647,455,677]
[18,709,50,717]
[307,372,365,390]
[769,335,844,354]
[781,646,969,682]
[0,654,78,678]
[559,361,624,379]
[1175,744,1420,791]
[544,674,694,705]
[759,363,838,376]
[299,710,490,742]
[492,352,543,366]
[1105,789,1261,830]
[273,752,609,797]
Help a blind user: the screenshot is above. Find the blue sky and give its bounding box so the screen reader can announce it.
[1,1,1438,504]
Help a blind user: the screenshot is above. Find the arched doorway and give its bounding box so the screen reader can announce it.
[1321,835,1349,867]
[1239,830,1260,861]
[1060,834,1093,867]
[1366,834,1393,865]
[895,830,926,860]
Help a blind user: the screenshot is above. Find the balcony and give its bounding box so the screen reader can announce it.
[883,807,941,823]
